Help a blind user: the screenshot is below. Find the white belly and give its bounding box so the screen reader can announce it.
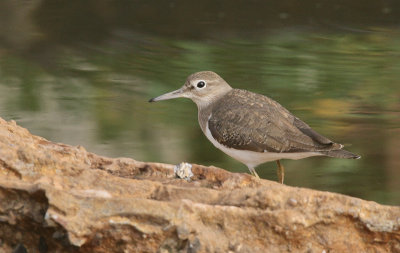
[205,122,322,168]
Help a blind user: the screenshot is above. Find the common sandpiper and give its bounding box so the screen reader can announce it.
[149,71,360,183]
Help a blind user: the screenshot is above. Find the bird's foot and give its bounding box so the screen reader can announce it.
[276,160,285,184]
[248,167,260,179]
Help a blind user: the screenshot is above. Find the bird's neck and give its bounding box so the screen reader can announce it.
[197,88,232,133]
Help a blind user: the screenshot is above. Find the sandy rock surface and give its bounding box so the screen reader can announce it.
[0,117,399,252]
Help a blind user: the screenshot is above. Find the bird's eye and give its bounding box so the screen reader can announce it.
[196,81,206,89]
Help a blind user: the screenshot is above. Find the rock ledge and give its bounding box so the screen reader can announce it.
[0,118,399,252]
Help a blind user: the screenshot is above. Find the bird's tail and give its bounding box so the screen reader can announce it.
[320,149,361,159]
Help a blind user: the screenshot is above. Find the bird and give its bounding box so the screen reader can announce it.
[149,71,360,183]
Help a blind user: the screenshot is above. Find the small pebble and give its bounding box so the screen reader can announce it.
[287,198,298,206]
[174,162,193,181]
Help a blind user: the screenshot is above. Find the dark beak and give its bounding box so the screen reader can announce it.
[149,87,185,102]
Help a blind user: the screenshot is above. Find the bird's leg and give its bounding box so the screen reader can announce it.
[247,166,260,179]
[276,160,285,184]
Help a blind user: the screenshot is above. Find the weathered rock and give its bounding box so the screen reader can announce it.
[0,117,399,253]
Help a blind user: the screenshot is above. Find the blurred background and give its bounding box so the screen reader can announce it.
[0,0,399,205]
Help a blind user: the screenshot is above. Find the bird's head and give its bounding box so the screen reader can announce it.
[149,71,232,108]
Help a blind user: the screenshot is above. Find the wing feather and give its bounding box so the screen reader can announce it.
[208,89,341,153]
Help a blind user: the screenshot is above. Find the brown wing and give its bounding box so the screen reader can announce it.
[208,89,341,153]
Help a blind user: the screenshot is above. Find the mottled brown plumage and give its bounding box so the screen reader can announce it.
[209,89,343,154]
[149,71,360,183]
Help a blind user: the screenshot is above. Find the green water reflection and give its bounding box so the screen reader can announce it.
[0,1,399,205]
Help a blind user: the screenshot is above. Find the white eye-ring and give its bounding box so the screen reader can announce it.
[196,80,206,89]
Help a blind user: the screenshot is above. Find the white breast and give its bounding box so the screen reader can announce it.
[204,120,322,168]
